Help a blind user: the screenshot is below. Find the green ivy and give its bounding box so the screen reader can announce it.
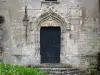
[0,62,46,75]
[91,71,100,75]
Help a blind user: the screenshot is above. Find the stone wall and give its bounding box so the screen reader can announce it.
[0,0,100,69]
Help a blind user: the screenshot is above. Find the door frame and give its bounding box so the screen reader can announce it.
[32,9,68,64]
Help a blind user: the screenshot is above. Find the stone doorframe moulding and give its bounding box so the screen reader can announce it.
[32,7,69,64]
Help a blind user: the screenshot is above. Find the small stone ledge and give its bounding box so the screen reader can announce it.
[12,51,32,56]
[12,54,31,61]
[60,54,98,57]
[13,54,30,56]
[79,54,98,57]
[41,1,60,4]
[13,54,30,57]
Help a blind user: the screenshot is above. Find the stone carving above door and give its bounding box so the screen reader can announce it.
[40,19,60,27]
[29,6,68,31]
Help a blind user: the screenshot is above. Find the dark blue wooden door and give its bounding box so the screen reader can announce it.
[40,27,61,63]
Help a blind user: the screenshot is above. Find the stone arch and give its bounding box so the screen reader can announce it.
[32,8,68,64]
[34,9,67,30]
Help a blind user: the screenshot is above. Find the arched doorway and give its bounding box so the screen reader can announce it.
[32,8,68,64]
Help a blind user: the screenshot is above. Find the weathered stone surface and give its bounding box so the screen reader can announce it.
[0,0,99,70]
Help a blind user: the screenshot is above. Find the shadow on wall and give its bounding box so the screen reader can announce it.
[0,15,5,62]
[97,53,100,71]
[0,16,5,24]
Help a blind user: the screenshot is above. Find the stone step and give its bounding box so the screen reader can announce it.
[40,68,85,75]
[41,71,83,74]
[31,64,89,75]
[32,63,72,68]
[40,68,80,71]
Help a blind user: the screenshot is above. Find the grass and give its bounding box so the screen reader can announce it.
[0,62,46,75]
